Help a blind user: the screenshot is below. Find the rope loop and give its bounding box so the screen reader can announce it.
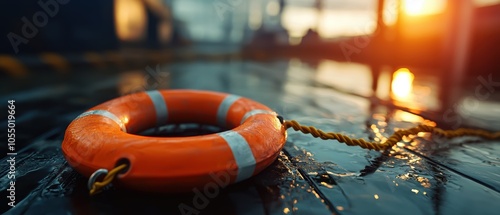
[88,164,128,196]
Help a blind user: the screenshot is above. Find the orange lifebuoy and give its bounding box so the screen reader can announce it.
[62,90,287,192]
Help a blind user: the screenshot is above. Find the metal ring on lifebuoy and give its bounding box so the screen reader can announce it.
[62,90,287,192]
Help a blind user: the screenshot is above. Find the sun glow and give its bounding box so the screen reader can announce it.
[391,68,414,101]
[403,0,447,16]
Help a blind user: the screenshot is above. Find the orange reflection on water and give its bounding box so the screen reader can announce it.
[389,67,441,111]
[393,110,422,123]
[392,110,436,127]
[283,208,290,214]
[391,68,414,101]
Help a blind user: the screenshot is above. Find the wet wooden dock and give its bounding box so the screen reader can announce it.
[1,51,500,215]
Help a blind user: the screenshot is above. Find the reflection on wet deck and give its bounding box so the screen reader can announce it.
[1,56,499,214]
[312,60,442,112]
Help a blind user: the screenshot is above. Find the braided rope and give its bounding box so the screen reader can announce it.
[89,164,128,196]
[283,120,500,151]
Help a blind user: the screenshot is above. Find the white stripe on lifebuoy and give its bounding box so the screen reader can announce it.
[77,110,126,132]
[146,90,168,127]
[218,130,256,182]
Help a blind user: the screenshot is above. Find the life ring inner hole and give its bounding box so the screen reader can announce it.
[134,123,226,137]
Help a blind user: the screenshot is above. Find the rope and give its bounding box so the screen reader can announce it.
[89,164,128,196]
[283,119,500,151]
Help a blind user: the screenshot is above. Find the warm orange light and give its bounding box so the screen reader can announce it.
[122,116,130,124]
[403,0,446,16]
[114,0,148,42]
[383,0,399,26]
[118,71,146,95]
[391,68,414,100]
[393,110,423,123]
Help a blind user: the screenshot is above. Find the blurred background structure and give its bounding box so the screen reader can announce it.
[2,0,500,115]
[1,0,500,214]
